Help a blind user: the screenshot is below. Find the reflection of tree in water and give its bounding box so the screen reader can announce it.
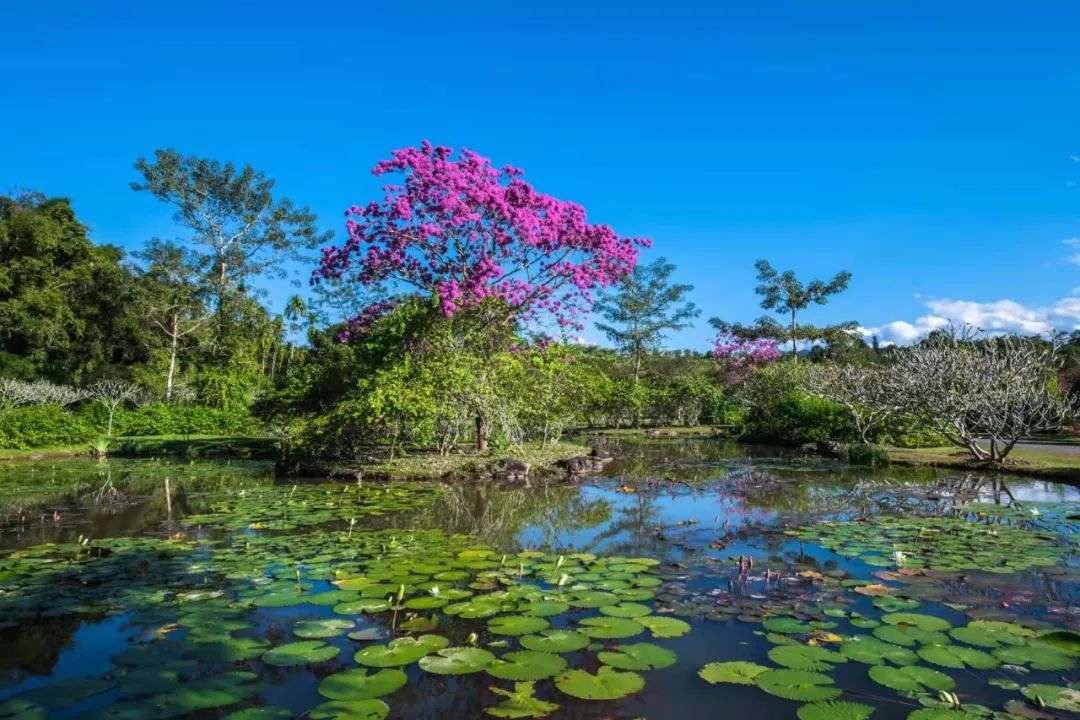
[0,616,83,683]
[410,482,612,549]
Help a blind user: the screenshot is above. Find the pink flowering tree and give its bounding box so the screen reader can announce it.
[712,331,781,384]
[315,141,649,449]
[314,141,648,338]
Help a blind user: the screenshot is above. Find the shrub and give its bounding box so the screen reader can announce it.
[0,405,96,449]
[114,403,257,437]
[841,442,890,466]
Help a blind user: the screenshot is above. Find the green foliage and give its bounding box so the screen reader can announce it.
[0,405,95,448]
[840,443,890,466]
[114,403,256,437]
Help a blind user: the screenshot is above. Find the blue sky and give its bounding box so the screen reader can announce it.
[2,1,1078,348]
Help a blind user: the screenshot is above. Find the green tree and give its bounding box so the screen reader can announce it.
[134,240,210,401]
[713,260,854,361]
[0,192,147,382]
[130,149,331,326]
[594,257,700,382]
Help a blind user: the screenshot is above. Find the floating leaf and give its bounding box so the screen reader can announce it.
[768,644,846,671]
[948,621,1032,648]
[839,636,918,666]
[1021,684,1080,712]
[318,668,408,700]
[917,644,999,670]
[754,669,841,702]
[597,642,676,671]
[880,613,951,632]
[598,602,651,618]
[485,681,559,718]
[262,640,340,666]
[555,667,644,700]
[868,665,954,693]
[309,699,390,720]
[577,616,645,639]
[637,616,690,639]
[797,701,875,720]
[519,630,590,654]
[354,635,448,667]
[698,661,769,685]
[419,647,496,675]
[295,618,356,638]
[993,644,1076,671]
[487,651,567,681]
[488,615,550,636]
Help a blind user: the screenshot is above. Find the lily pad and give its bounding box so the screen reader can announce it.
[917,644,999,670]
[318,668,408,700]
[754,669,841,702]
[485,681,559,718]
[597,642,677,670]
[577,616,645,639]
[797,701,875,720]
[488,615,550,636]
[519,630,590,654]
[993,643,1076,671]
[839,636,918,666]
[309,699,390,720]
[637,615,690,638]
[555,667,645,700]
[295,618,356,638]
[419,647,496,675]
[768,644,846,671]
[262,640,340,666]
[868,665,955,693]
[1020,684,1080,712]
[487,651,567,681]
[698,661,769,685]
[354,635,448,667]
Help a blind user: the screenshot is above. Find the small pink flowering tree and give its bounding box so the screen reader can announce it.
[314,141,648,334]
[713,331,781,384]
[315,141,648,449]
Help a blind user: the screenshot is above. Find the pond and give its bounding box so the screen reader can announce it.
[0,439,1078,719]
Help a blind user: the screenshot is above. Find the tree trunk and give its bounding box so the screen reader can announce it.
[165,315,179,402]
[790,310,798,362]
[476,412,488,453]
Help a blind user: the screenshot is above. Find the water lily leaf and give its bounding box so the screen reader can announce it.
[1021,684,1080,711]
[17,677,113,709]
[768,644,846,671]
[868,665,954,693]
[520,600,569,617]
[167,671,260,710]
[419,647,496,675]
[948,621,1032,648]
[763,617,814,634]
[872,625,948,648]
[637,616,690,639]
[839,636,918,666]
[917,644,999,670]
[318,668,408,700]
[294,618,356,638]
[568,591,619,608]
[347,628,389,643]
[519,630,590,654]
[906,710,982,720]
[309,699,390,720]
[598,642,677,670]
[797,701,875,720]
[555,667,644,700]
[698,661,769,685]
[354,635,448,667]
[191,637,270,663]
[598,602,651,618]
[1034,630,1080,655]
[485,681,559,718]
[334,599,391,614]
[880,613,951,632]
[578,616,645,639]
[487,615,550,636]
[754,669,841,702]
[262,640,340,666]
[487,651,567,681]
[993,644,1076,671]
[222,708,294,720]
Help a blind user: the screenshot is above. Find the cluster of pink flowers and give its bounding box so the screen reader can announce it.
[315,141,648,336]
[712,331,781,382]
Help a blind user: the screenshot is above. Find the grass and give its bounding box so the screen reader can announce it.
[578,425,728,438]
[361,440,590,479]
[889,446,1080,482]
[0,434,275,462]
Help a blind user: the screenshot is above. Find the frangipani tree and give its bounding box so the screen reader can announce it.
[314,141,648,337]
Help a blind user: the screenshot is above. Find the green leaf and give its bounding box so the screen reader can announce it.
[948,621,1032,648]
[485,682,559,718]
[555,667,644,700]
[917,644,999,670]
[839,636,918,666]
[354,635,448,667]
[797,701,874,720]
[597,642,677,671]
[880,613,951,632]
[262,640,340,666]
[698,661,769,685]
[487,615,550,636]
[1020,684,1080,712]
[309,699,390,720]
[294,618,356,638]
[598,602,651,618]
[868,665,954,693]
[637,615,690,639]
[993,643,1076,671]
[318,668,408,700]
[768,644,846,671]
[754,669,841,702]
[487,651,567,681]
[577,616,645,639]
[519,630,590,654]
[419,647,496,675]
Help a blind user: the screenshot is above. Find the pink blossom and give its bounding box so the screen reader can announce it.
[314,141,649,338]
[712,332,781,383]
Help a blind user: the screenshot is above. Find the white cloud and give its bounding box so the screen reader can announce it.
[863,294,1080,344]
[1064,238,1080,265]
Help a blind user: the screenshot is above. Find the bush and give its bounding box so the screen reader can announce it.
[113,403,257,437]
[0,405,96,449]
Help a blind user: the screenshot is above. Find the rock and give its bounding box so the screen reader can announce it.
[558,455,608,476]
[589,446,613,461]
[493,457,530,481]
[815,440,843,459]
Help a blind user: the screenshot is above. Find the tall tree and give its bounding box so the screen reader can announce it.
[131,149,331,325]
[0,192,147,382]
[713,260,853,361]
[593,257,700,382]
[135,240,210,401]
